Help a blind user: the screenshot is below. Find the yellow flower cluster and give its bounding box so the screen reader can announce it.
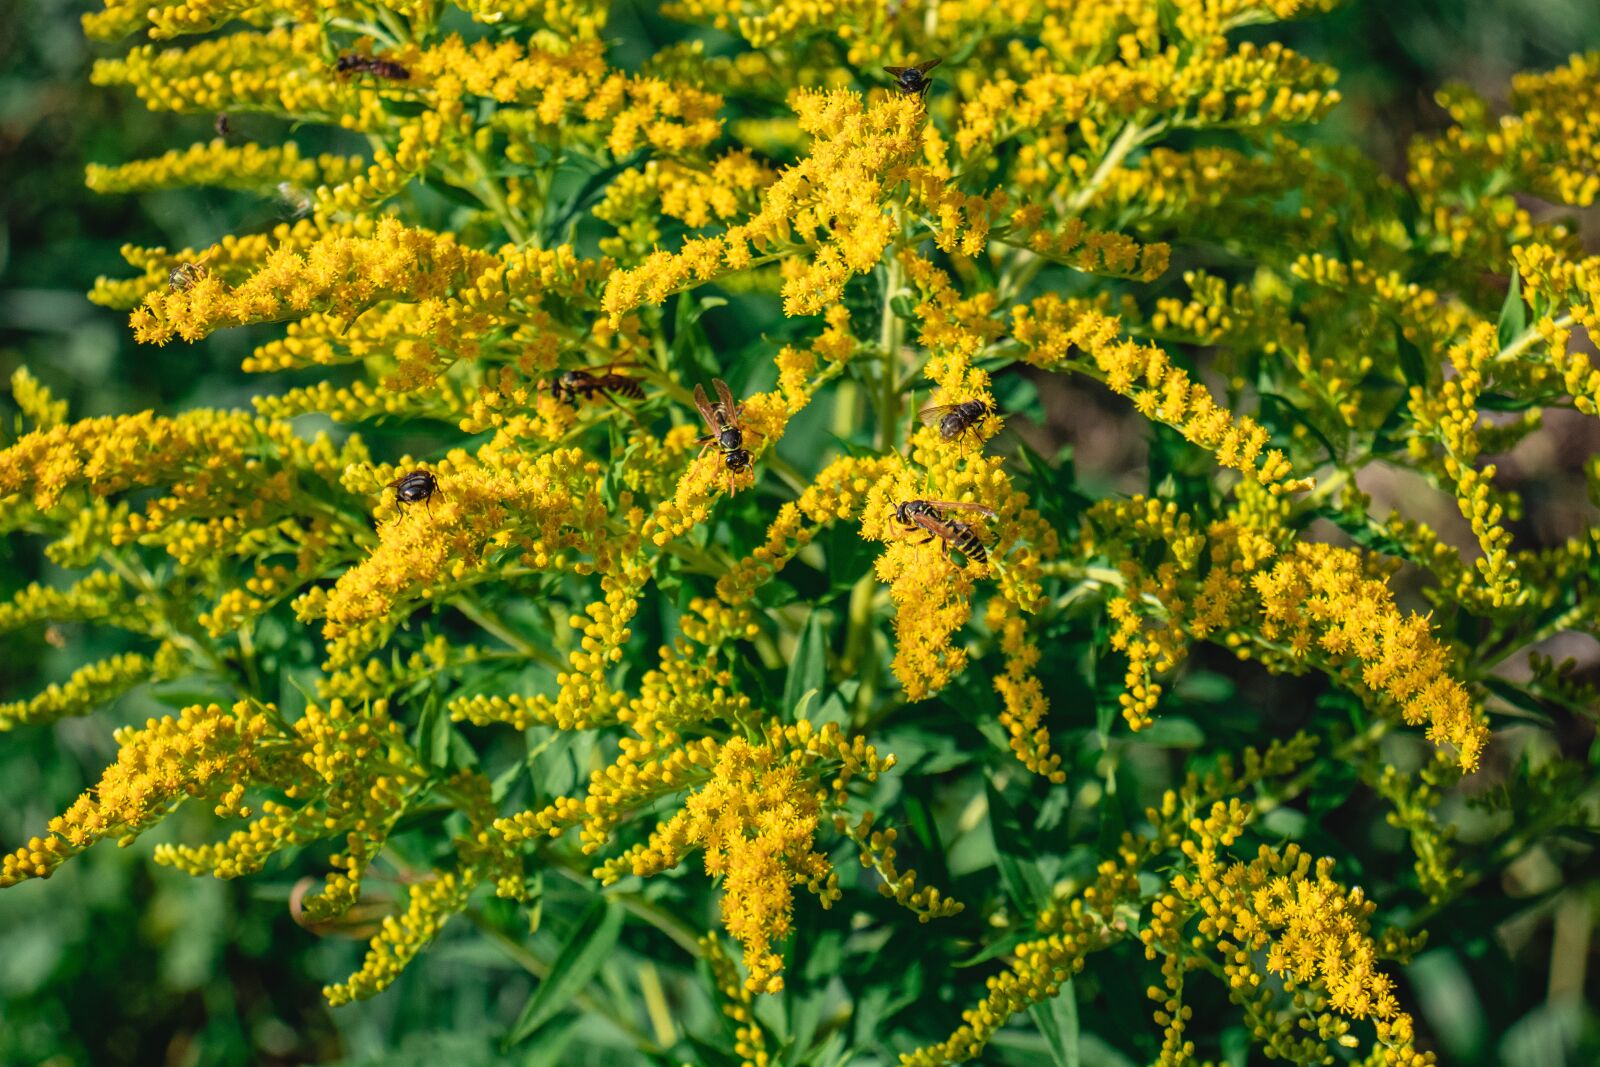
[602,90,924,321]
[1015,300,1309,492]
[131,218,496,344]
[86,138,364,195]
[1254,543,1489,770]
[586,720,900,993]
[15,0,1599,1055]
[1,701,273,886]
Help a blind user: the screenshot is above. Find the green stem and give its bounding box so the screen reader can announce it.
[452,595,566,672]
[1494,313,1574,364]
[1001,119,1161,301]
[547,860,705,959]
[464,143,529,246]
[879,222,906,451]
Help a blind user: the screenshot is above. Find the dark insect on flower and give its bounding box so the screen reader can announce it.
[893,499,997,565]
[214,113,232,139]
[693,378,757,483]
[919,398,993,444]
[550,365,646,408]
[335,54,411,81]
[386,469,442,514]
[167,251,213,292]
[883,58,942,98]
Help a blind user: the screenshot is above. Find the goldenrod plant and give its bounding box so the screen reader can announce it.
[2,1,1598,1063]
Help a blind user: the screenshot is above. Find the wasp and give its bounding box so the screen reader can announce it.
[167,250,214,292]
[893,499,997,565]
[386,469,442,514]
[335,54,411,81]
[883,58,942,98]
[919,398,993,444]
[550,365,646,408]
[693,378,754,480]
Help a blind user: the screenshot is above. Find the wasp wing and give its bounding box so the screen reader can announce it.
[883,65,911,77]
[692,383,719,428]
[926,501,997,518]
[712,377,739,417]
[915,58,943,74]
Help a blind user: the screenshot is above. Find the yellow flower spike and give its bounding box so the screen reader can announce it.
[0,646,180,732]
[1,701,273,886]
[703,933,773,1067]
[131,218,498,345]
[1253,543,1489,771]
[603,89,922,323]
[322,868,477,1006]
[1015,301,1311,493]
[589,723,892,994]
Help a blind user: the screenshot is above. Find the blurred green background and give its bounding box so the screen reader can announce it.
[2,2,1598,1065]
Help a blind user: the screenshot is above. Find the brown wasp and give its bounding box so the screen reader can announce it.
[919,398,993,444]
[893,499,997,565]
[884,58,942,98]
[550,365,646,408]
[386,469,442,514]
[335,54,411,81]
[693,378,755,481]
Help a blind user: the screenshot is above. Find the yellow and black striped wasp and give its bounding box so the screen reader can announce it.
[893,499,997,565]
[550,364,646,408]
[693,378,755,482]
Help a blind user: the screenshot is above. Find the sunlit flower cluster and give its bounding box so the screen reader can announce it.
[5,1,1596,1058]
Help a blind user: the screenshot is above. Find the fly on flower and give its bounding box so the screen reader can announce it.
[883,58,942,98]
[893,499,996,565]
[694,378,756,484]
[919,399,993,444]
[387,469,441,515]
[550,364,646,408]
[335,54,411,81]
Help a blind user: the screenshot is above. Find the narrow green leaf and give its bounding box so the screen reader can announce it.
[411,693,452,770]
[783,610,828,717]
[955,927,1031,968]
[1497,266,1526,352]
[1029,978,1080,1067]
[1393,322,1428,391]
[985,778,1049,915]
[505,897,624,1048]
[1257,391,1338,465]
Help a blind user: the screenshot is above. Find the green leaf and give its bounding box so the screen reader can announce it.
[1497,266,1526,353]
[672,292,725,384]
[419,174,490,211]
[783,610,828,717]
[1015,441,1090,533]
[985,778,1049,915]
[1257,391,1338,465]
[412,693,452,770]
[1029,979,1081,1067]
[955,927,1031,968]
[504,897,624,1049]
[889,293,919,320]
[1124,716,1204,748]
[1394,322,1428,391]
